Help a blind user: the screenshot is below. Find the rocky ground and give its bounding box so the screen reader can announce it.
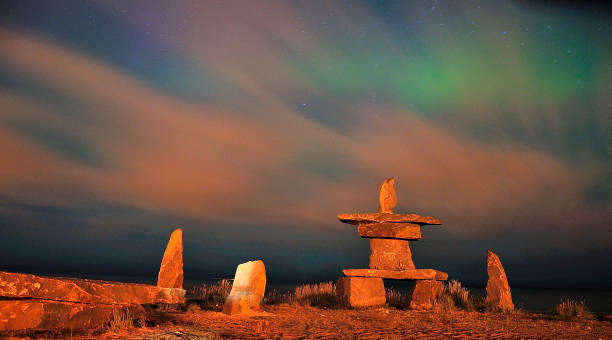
[87,305,612,340]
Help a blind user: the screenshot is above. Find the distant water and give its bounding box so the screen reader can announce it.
[30,273,612,314]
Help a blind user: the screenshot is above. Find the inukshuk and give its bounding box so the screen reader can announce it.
[336,177,448,309]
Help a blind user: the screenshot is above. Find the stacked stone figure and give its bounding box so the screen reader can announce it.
[337,177,447,309]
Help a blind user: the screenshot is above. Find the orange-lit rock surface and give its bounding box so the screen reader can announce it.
[157,228,184,289]
[378,177,397,213]
[223,260,267,315]
[338,212,442,225]
[343,268,448,280]
[336,277,386,308]
[369,238,416,271]
[0,271,185,305]
[486,250,514,311]
[0,299,144,331]
[358,222,421,240]
[407,280,444,309]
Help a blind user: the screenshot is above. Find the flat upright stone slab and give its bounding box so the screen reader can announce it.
[358,223,421,240]
[0,299,145,331]
[157,228,184,289]
[407,280,444,309]
[369,238,415,271]
[336,277,386,308]
[338,212,442,225]
[223,260,266,315]
[343,268,448,280]
[0,271,185,305]
[486,250,514,311]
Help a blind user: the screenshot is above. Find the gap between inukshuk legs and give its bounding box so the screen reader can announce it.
[336,177,447,309]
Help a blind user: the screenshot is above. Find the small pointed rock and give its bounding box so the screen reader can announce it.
[486,250,514,311]
[157,228,184,289]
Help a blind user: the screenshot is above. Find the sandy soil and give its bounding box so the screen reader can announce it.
[94,305,612,340]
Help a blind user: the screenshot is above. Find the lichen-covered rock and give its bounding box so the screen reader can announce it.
[0,300,144,331]
[369,238,415,271]
[336,277,386,308]
[486,250,514,311]
[0,271,185,305]
[157,228,184,289]
[223,260,266,315]
[407,280,444,309]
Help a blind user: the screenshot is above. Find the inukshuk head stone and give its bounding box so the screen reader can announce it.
[378,177,397,214]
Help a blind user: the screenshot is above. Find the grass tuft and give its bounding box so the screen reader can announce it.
[552,299,594,320]
[188,279,232,310]
[445,280,471,310]
[106,308,135,332]
[386,287,410,309]
[291,282,338,307]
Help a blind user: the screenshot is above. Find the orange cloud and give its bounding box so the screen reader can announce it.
[1,27,607,238]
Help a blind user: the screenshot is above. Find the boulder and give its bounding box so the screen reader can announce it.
[0,271,185,305]
[157,228,184,289]
[378,177,397,213]
[223,260,266,315]
[337,212,442,225]
[0,299,145,331]
[369,238,415,270]
[406,280,444,309]
[358,223,421,240]
[336,277,386,308]
[342,268,448,280]
[486,250,514,310]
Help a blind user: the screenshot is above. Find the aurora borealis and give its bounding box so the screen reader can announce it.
[0,1,610,288]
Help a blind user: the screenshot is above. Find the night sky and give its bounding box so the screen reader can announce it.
[1,1,611,289]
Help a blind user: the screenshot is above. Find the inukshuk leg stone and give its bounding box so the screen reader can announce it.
[157,228,183,289]
[406,280,444,309]
[223,260,266,315]
[369,238,415,271]
[336,277,386,308]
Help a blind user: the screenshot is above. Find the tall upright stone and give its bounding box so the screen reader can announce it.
[223,260,267,315]
[486,250,514,311]
[157,228,184,289]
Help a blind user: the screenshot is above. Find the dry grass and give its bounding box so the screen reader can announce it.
[444,280,471,310]
[386,287,410,309]
[188,279,232,310]
[290,282,337,307]
[106,308,135,332]
[553,299,594,320]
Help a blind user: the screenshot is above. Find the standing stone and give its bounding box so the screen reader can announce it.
[378,177,397,213]
[336,277,386,308]
[486,250,514,311]
[369,238,415,271]
[223,260,266,315]
[407,280,444,309]
[157,228,183,289]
